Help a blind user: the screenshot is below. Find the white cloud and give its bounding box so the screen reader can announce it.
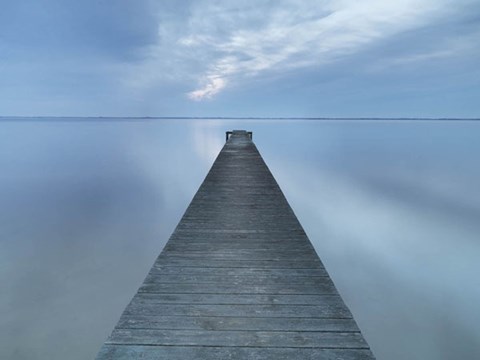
[118,0,478,103]
[178,0,468,100]
[188,76,227,100]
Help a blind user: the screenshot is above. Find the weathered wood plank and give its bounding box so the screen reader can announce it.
[164,243,315,251]
[107,329,368,348]
[138,281,337,295]
[123,303,352,318]
[98,345,376,360]
[129,292,346,305]
[152,258,323,269]
[143,274,329,285]
[158,250,319,261]
[150,266,327,276]
[116,315,359,332]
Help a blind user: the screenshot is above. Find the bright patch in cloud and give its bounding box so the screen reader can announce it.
[188,77,227,101]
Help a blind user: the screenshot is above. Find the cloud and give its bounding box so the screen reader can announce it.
[2,0,478,115]
[177,0,473,100]
[188,76,227,100]
[0,0,158,59]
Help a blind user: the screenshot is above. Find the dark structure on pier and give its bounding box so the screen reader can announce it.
[96,130,375,359]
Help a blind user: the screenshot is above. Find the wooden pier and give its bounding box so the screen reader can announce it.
[96,130,375,359]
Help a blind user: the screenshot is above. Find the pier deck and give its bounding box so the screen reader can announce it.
[96,130,375,359]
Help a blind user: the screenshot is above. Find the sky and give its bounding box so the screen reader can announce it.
[1,0,480,117]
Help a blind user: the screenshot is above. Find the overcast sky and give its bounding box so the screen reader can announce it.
[1,0,479,117]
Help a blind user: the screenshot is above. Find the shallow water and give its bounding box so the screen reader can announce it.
[1,118,479,359]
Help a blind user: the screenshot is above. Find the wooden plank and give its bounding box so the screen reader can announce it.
[95,130,375,359]
[98,345,375,360]
[116,315,358,332]
[138,281,337,295]
[143,274,329,285]
[107,329,369,348]
[164,243,315,251]
[123,303,352,318]
[158,251,319,260]
[168,229,307,236]
[151,258,324,269]
[129,292,345,305]
[150,266,327,276]
[171,229,307,234]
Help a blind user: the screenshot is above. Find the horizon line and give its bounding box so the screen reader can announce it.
[1,116,480,121]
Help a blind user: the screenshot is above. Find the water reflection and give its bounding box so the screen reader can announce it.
[0,119,479,359]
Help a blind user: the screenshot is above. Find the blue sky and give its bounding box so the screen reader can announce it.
[1,0,479,117]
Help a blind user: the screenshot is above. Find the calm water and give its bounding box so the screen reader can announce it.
[1,118,479,359]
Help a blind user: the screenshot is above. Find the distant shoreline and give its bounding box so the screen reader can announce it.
[1,116,479,122]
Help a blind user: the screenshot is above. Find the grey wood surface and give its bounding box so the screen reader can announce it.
[96,130,375,359]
